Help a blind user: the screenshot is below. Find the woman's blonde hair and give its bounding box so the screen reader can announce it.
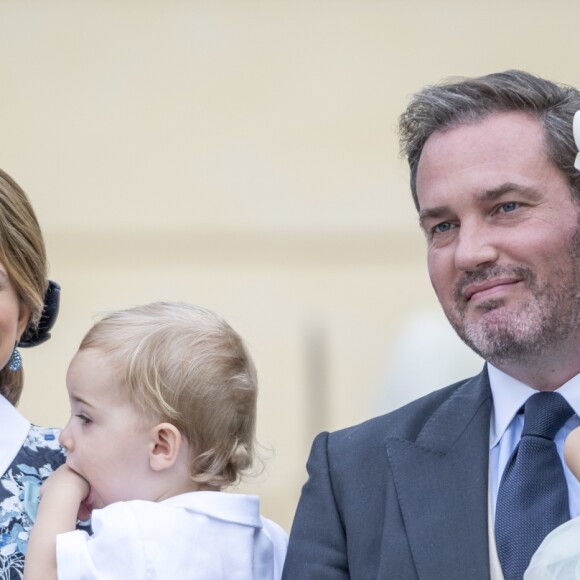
[0,169,48,404]
[79,301,258,489]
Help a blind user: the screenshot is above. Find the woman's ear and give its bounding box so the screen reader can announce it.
[149,423,182,472]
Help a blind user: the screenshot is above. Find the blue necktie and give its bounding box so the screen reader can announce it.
[495,391,574,580]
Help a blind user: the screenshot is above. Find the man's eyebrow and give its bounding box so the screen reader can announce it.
[419,205,449,225]
[419,183,541,225]
[475,182,541,203]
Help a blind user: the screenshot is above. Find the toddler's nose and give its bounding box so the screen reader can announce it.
[58,422,73,452]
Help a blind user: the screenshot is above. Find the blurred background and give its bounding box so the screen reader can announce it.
[2,0,578,531]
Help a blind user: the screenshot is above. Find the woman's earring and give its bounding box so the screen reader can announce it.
[7,348,22,372]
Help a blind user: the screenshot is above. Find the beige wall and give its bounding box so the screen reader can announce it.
[1,0,579,531]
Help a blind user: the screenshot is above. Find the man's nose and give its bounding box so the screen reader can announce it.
[454,222,499,272]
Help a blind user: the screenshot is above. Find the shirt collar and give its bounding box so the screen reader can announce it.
[0,394,30,474]
[162,491,263,528]
[489,363,580,449]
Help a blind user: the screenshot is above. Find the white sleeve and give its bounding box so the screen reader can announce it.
[524,517,580,579]
[56,503,146,580]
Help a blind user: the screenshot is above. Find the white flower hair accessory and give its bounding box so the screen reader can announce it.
[574,111,580,170]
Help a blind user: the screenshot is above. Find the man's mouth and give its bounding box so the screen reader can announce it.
[463,278,521,302]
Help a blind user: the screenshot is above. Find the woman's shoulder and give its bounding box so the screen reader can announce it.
[4,424,64,474]
[25,424,62,452]
[0,426,65,574]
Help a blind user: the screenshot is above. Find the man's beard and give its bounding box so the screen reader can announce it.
[443,229,580,367]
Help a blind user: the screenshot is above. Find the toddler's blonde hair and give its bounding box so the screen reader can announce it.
[79,301,257,489]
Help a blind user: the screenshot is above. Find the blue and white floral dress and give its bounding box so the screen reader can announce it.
[0,395,64,580]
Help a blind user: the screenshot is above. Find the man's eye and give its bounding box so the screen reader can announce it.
[499,202,519,213]
[433,222,454,234]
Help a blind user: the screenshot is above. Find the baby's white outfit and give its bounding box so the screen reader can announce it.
[56,491,288,579]
[525,516,580,579]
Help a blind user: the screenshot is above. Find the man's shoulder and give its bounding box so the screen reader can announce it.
[327,370,490,450]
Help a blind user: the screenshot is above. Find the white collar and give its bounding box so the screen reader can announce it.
[0,394,30,474]
[489,363,580,449]
[162,491,262,528]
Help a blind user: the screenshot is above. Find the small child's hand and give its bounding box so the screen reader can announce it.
[41,464,91,520]
[25,466,91,580]
[564,426,580,480]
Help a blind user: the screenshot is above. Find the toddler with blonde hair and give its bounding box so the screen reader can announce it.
[24,301,287,579]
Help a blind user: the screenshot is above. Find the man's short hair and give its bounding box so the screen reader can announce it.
[399,70,580,209]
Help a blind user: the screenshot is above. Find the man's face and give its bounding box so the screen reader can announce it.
[416,111,580,367]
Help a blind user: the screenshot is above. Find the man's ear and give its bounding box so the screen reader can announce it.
[149,423,182,472]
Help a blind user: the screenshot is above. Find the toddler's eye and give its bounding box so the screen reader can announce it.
[76,414,92,425]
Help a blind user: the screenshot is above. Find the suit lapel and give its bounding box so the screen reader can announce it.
[385,370,492,578]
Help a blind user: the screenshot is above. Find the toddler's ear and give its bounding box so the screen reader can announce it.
[149,423,182,471]
[564,426,580,480]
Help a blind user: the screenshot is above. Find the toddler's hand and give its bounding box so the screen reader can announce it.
[40,464,91,520]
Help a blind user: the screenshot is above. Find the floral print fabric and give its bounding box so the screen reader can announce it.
[0,425,64,579]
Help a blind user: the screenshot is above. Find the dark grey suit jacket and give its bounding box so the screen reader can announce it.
[282,368,493,579]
